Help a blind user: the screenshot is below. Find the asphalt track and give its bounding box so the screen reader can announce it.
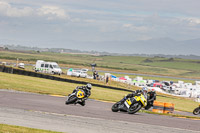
[0,90,200,133]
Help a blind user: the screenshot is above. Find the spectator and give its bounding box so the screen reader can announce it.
[93,71,97,79]
[96,72,99,80]
[106,75,109,84]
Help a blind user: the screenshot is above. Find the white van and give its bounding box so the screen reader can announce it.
[35,60,62,75]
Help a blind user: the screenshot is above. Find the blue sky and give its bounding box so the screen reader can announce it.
[0,0,200,53]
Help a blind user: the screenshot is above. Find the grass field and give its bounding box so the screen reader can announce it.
[0,124,61,133]
[1,51,200,79]
[0,72,130,102]
[0,72,199,112]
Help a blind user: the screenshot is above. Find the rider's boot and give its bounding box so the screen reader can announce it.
[78,100,85,106]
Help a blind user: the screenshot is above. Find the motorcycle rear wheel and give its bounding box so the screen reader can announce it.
[112,102,120,112]
[193,107,200,115]
[128,103,142,114]
[65,95,77,105]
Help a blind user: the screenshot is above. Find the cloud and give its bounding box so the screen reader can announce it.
[1,0,200,46]
[0,1,69,20]
[184,17,200,26]
[122,24,150,32]
[37,5,69,20]
[0,1,33,17]
[84,19,97,23]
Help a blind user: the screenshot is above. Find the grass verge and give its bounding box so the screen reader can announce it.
[0,72,129,102]
[0,124,61,133]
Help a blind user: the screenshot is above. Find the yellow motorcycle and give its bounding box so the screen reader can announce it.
[65,88,87,106]
[112,93,147,114]
[193,104,200,115]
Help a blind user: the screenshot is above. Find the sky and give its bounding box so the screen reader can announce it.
[0,0,200,54]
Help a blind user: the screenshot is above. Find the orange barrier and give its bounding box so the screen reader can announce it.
[152,101,174,114]
[163,102,174,114]
[152,101,165,113]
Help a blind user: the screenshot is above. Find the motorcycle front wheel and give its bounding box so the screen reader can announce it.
[65,95,77,105]
[128,103,142,114]
[112,102,120,112]
[193,107,200,115]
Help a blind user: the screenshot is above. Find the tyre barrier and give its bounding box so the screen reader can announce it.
[152,101,174,114]
[163,102,174,114]
[152,101,165,113]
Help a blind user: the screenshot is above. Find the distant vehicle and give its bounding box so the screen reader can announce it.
[81,68,88,73]
[2,62,6,65]
[153,83,163,88]
[71,70,81,77]
[67,68,73,76]
[35,60,62,75]
[18,63,25,69]
[71,69,88,78]
[80,71,88,78]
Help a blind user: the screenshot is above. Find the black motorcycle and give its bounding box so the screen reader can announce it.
[193,104,200,115]
[112,93,147,114]
[65,88,87,106]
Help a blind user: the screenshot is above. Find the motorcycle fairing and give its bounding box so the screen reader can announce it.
[77,90,85,98]
[134,95,147,107]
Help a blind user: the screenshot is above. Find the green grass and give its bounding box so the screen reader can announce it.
[156,95,197,112]
[1,51,200,78]
[0,124,61,133]
[0,72,199,112]
[0,72,129,102]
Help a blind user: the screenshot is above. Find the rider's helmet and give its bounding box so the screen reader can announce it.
[86,83,92,90]
[142,87,148,95]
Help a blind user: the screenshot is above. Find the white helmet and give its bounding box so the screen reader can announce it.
[86,83,92,90]
[142,87,148,93]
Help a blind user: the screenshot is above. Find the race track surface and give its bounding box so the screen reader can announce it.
[0,90,200,133]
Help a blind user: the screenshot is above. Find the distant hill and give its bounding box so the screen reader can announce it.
[1,44,200,60]
[78,38,200,56]
[1,37,200,56]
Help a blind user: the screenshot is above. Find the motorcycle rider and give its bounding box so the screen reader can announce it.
[145,89,156,110]
[126,87,148,100]
[125,87,157,110]
[72,83,92,106]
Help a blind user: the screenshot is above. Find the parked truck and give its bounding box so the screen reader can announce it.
[35,60,62,75]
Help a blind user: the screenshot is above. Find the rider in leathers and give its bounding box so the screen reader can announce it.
[72,83,92,106]
[145,89,156,110]
[125,87,156,110]
[126,88,148,100]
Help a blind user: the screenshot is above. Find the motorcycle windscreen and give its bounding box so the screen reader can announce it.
[77,90,85,98]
